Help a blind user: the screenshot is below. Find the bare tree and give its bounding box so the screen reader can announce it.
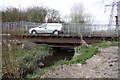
[70,3,85,23]
[70,3,92,24]
[46,9,61,23]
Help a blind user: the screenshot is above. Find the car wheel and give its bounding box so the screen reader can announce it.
[32,30,37,34]
[54,31,59,35]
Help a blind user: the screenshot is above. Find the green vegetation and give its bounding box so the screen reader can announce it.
[27,47,100,78]
[70,47,100,64]
[3,40,118,78]
[91,41,118,48]
[2,41,53,78]
[27,41,118,78]
[2,6,63,23]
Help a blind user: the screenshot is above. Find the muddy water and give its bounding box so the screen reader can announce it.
[42,48,74,67]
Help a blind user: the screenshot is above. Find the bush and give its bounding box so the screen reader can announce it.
[20,44,53,76]
[39,44,53,51]
[21,54,37,73]
[2,40,53,78]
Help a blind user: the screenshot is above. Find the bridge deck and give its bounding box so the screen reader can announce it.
[12,33,117,38]
[6,34,117,44]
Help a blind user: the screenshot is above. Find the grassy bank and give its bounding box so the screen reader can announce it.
[90,41,118,48]
[2,40,53,78]
[27,41,118,78]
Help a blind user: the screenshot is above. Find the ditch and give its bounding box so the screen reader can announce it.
[41,47,75,67]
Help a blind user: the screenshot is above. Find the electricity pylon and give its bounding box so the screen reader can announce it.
[105,0,120,35]
[105,0,117,28]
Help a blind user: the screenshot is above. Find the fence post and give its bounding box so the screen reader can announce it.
[76,24,77,34]
[25,23,28,34]
[79,24,80,35]
[8,22,9,33]
[68,24,70,34]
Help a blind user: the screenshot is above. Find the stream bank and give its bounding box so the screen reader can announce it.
[42,46,118,78]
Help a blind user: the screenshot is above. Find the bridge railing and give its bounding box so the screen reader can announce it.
[63,23,117,36]
[2,21,42,34]
[2,21,118,36]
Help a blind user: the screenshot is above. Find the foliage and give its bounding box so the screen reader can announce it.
[70,47,100,64]
[46,9,62,23]
[28,41,118,78]
[27,7,47,23]
[38,44,53,51]
[20,44,53,75]
[28,47,100,78]
[2,7,28,22]
[2,40,53,78]
[2,41,21,78]
[91,41,118,48]
[74,46,82,53]
[110,41,118,46]
[21,54,37,73]
[2,6,63,23]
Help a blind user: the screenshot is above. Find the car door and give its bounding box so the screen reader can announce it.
[46,25,55,33]
[37,24,47,33]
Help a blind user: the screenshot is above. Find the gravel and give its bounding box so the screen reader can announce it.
[42,46,119,78]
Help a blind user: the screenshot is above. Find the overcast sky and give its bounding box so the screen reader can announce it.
[0,0,116,24]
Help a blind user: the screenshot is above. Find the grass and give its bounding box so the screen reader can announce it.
[2,40,53,78]
[27,47,100,78]
[70,47,100,64]
[91,41,118,48]
[27,40,118,78]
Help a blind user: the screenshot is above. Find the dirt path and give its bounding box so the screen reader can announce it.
[42,46,119,78]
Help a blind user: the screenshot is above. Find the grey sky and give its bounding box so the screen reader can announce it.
[0,0,117,24]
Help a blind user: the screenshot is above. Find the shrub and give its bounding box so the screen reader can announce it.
[39,44,53,51]
[21,54,37,73]
[2,39,53,78]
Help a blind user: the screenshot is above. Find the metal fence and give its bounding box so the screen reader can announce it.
[2,21,117,36]
[2,21,42,33]
[63,23,117,36]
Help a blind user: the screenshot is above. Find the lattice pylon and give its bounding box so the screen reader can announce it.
[108,0,117,30]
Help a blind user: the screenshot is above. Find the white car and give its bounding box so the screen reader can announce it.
[29,23,63,35]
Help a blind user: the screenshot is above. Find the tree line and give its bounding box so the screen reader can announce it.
[2,3,92,23]
[2,6,63,23]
